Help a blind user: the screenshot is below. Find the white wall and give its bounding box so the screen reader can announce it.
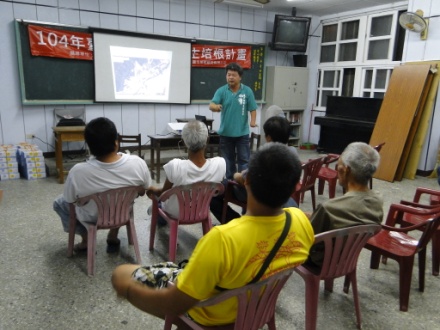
[0,0,295,151]
[404,0,440,171]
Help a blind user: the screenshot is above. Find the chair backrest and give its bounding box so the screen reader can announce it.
[415,216,440,253]
[373,142,385,153]
[315,224,381,279]
[250,132,261,152]
[322,153,339,168]
[300,157,325,190]
[118,133,142,157]
[412,187,440,204]
[193,267,295,330]
[75,186,144,229]
[159,181,224,224]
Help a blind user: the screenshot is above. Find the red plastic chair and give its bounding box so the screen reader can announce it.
[294,224,381,330]
[67,185,145,276]
[396,187,440,275]
[291,157,325,211]
[317,153,340,199]
[149,181,224,262]
[163,267,295,330]
[364,203,440,311]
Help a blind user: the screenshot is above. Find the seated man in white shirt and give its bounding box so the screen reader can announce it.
[53,117,151,252]
[146,120,226,225]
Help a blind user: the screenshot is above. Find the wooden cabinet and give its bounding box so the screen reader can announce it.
[262,66,309,147]
[264,66,308,110]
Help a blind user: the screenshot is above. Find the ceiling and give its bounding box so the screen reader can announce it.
[212,0,408,16]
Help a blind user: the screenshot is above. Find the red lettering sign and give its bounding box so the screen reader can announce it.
[191,45,251,68]
[28,25,93,61]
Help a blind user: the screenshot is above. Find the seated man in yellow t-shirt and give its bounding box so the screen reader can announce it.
[111,142,315,327]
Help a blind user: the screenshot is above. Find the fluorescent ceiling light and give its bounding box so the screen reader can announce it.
[215,0,264,8]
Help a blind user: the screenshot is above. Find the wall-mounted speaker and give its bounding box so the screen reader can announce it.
[293,54,307,67]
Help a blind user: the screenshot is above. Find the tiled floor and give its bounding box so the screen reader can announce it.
[0,149,439,329]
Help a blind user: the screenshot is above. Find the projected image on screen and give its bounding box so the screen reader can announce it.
[94,32,191,104]
[111,47,172,100]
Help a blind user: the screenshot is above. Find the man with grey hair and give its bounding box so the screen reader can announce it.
[147,120,226,222]
[307,142,383,267]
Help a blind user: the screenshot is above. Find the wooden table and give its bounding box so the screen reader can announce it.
[53,126,85,184]
[148,133,220,183]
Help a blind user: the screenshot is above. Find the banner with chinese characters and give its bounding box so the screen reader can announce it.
[191,45,252,68]
[27,25,93,61]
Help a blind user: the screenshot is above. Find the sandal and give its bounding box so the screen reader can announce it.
[73,243,87,252]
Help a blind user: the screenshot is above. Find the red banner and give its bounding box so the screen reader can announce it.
[191,45,252,68]
[28,25,93,61]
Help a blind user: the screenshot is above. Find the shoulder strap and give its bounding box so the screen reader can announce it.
[215,211,292,291]
[249,211,292,284]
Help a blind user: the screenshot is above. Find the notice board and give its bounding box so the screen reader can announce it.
[15,19,265,105]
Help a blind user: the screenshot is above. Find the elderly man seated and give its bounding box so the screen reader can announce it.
[306,141,384,268]
[147,120,226,224]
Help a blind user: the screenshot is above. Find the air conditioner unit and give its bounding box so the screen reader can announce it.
[214,0,268,9]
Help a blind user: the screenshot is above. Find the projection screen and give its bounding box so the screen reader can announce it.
[93,31,192,104]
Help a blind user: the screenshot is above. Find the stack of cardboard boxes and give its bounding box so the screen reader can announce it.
[0,145,20,181]
[16,143,47,180]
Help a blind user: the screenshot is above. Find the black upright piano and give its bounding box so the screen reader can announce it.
[314,96,383,154]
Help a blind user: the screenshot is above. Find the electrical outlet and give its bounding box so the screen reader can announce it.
[26,134,35,139]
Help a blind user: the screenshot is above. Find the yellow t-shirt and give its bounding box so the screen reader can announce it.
[176,207,314,326]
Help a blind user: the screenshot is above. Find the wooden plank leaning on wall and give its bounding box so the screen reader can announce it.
[370,63,435,182]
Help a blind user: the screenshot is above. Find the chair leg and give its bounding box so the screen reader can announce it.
[328,179,336,199]
[324,279,334,292]
[398,257,414,312]
[168,221,179,263]
[303,277,320,330]
[67,218,77,257]
[343,275,351,294]
[349,271,362,329]
[311,188,316,211]
[127,222,142,264]
[370,251,381,269]
[318,179,325,196]
[432,232,440,276]
[149,207,158,251]
[87,227,97,277]
[418,248,426,292]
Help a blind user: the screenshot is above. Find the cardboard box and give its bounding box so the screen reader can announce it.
[25,172,47,180]
[0,173,20,180]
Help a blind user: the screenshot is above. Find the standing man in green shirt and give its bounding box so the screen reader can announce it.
[209,62,257,179]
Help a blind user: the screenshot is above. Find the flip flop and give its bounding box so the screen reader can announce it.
[106,238,121,253]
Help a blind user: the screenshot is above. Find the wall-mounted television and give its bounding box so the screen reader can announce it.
[270,15,311,52]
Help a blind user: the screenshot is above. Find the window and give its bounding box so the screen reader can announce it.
[317,9,405,109]
[361,68,393,98]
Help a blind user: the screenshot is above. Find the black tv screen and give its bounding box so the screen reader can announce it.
[271,15,311,52]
